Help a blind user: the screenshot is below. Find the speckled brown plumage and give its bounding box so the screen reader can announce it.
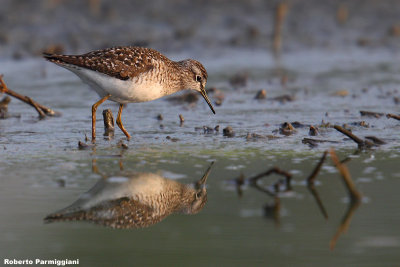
[44,46,171,80]
[44,163,213,229]
[45,197,164,229]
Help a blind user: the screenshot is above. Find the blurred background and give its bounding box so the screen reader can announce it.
[1,1,400,266]
[1,0,400,58]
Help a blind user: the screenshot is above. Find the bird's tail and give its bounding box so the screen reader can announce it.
[43,53,80,67]
[44,210,86,224]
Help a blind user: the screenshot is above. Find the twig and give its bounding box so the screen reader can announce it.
[333,125,374,148]
[328,149,362,249]
[364,136,386,145]
[308,184,329,220]
[307,150,328,185]
[102,109,115,137]
[264,196,281,227]
[302,138,339,147]
[360,110,384,118]
[306,151,329,220]
[26,96,46,119]
[329,148,362,202]
[0,75,59,117]
[235,173,245,197]
[329,200,361,250]
[273,2,288,55]
[249,167,292,195]
[386,113,400,121]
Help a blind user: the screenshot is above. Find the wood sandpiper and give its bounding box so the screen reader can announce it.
[44,162,213,229]
[44,46,215,141]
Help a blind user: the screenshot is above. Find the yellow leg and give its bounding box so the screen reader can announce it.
[116,104,131,140]
[91,94,111,142]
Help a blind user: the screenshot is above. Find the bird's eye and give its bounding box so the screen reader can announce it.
[196,191,202,199]
[196,75,202,82]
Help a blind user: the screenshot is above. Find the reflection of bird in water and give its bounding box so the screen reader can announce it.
[44,163,213,229]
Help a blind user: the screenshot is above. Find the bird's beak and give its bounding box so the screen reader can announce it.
[200,86,216,114]
[195,161,214,189]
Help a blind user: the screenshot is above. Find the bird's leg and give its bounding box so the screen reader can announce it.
[116,103,131,140]
[92,94,111,142]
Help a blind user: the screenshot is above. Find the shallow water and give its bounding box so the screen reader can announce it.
[1,49,400,266]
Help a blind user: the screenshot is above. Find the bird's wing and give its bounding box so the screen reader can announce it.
[44,197,165,229]
[43,46,162,81]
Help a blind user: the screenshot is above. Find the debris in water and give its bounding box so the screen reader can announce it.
[330,148,362,202]
[203,126,215,134]
[179,114,184,126]
[246,132,267,140]
[309,125,319,136]
[0,75,59,117]
[78,141,91,150]
[307,150,328,185]
[333,125,375,148]
[271,94,295,103]
[0,96,11,118]
[102,109,114,137]
[255,89,267,99]
[223,126,235,137]
[302,138,339,147]
[333,89,349,97]
[156,114,163,121]
[291,121,308,128]
[360,110,384,118]
[279,122,296,135]
[364,136,386,145]
[166,136,179,142]
[329,148,362,251]
[386,113,400,121]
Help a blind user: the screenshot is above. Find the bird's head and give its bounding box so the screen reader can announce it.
[181,162,214,214]
[179,59,215,114]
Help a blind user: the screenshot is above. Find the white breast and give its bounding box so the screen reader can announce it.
[65,66,166,104]
[81,173,168,210]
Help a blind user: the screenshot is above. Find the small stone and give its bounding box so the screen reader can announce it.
[78,141,89,150]
[333,90,349,97]
[156,114,163,121]
[272,94,295,103]
[279,122,296,136]
[223,126,235,137]
[255,89,267,99]
[215,99,223,106]
[179,114,184,123]
[166,136,178,142]
[309,125,319,136]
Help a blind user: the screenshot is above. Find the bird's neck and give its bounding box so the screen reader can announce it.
[172,61,192,92]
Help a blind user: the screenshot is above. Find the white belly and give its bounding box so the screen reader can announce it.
[66,66,165,104]
[81,173,170,209]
